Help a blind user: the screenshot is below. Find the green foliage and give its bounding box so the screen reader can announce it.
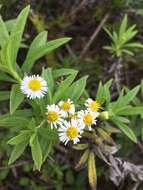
[0,4,143,190]
[10,84,24,114]
[104,15,143,57]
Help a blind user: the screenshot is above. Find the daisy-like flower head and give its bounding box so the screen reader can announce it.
[21,75,48,99]
[46,104,64,129]
[77,110,99,130]
[58,119,83,145]
[85,98,101,112]
[58,99,75,117]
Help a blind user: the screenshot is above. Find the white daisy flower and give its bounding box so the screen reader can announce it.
[46,104,64,129]
[85,98,101,112]
[58,119,83,145]
[58,99,75,117]
[21,75,48,99]
[77,110,99,130]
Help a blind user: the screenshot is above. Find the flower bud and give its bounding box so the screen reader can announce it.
[99,111,109,120]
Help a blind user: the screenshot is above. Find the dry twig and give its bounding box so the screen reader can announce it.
[78,12,110,62]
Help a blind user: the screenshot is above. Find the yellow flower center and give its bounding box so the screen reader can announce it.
[28,79,41,91]
[47,111,58,122]
[66,125,78,140]
[61,101,71,111]
[90,101,100,111]
[83,114,93,125]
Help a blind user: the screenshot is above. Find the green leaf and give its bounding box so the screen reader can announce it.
[103,79,112,104]
[30,133,43,170]
[104,27,113,40]
[53,72,78,103]
[116,106,143,116]
[22,37,71,72]
[111,116,130,123]
[112,85,140,111]
[5,19,15,32]
[40,139,53,162]
[39,128,58,142]
[96,80,112,105]
[27,118,36,130]
[96,82,105,104]
[0,16,9,47]
[42,68,54,94]
[124,42,143,48]
[9,5,30,70]
[8,130,31,145]
[111,117,137,143]
[22,31,48,72]
[53,68,77,78]
[0,115,29,128]
[0,91,10,101]
[119,15,128,37]
[10,84,25,114]
[120,85,140,105]
[64,76,88,101]
[8,141,28,165]
[0,72,17,82]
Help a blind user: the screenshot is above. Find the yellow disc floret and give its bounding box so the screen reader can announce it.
[61,101,71,111]
[28,79,41,91]
[90,101,100,112]
[83,114,93,125]
[47,111,58,122]
[66,126,78,140]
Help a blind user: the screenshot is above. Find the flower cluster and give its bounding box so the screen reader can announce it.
[21,75,101,145]
[46,98,100,145]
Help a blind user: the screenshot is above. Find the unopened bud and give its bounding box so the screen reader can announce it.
[99,111,109,120]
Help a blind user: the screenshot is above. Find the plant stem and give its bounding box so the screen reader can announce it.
[37,119,46,128]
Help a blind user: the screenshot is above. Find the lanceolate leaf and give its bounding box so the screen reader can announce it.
[8,130,31,145]
[10,84,25,114]
[39,128,58,142]
[22,31,48,72]
[115,106,143,116]
[0,72,17,82]
[53,72,78,103]
[0,116,29,128]
[9,5,30,70]
[118,85,140,106]
[111,85,140,111]
[0,16,9,47]
[111,117,137,143]
[8,141,28,165]
[30,133,43,171]
[96,82,105,104]
[119,14,128,37]
[22,37,71,72]
[42,68,54,94]
[53,68,77,78]
[64,76,88,101]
